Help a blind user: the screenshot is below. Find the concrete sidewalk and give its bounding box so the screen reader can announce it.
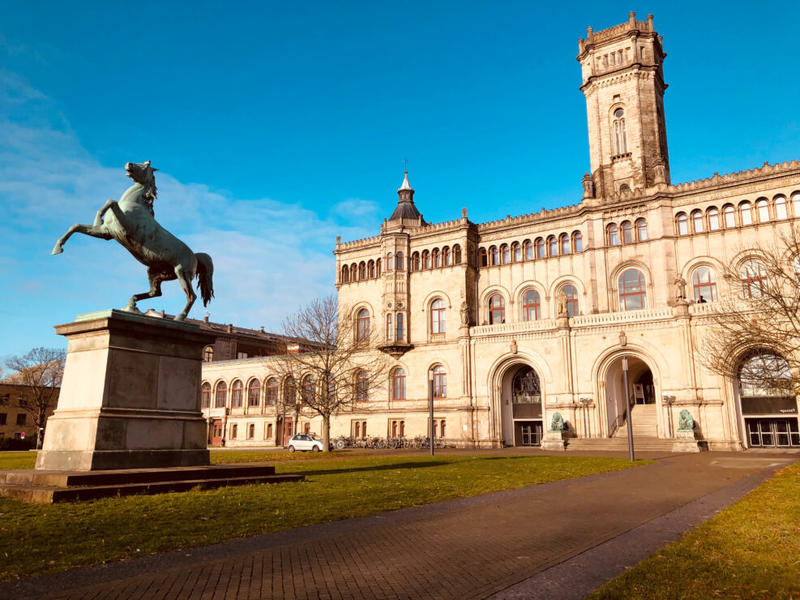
[3,453,793,600]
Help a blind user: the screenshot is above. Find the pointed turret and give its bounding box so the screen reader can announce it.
[389,171,425,223]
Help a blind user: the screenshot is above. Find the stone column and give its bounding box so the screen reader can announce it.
[36,310,216,471]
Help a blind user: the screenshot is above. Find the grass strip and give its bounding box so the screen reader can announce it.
[587,461,800,600]
[0,452,640,581]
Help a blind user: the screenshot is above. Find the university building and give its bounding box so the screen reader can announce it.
[201,13,800,450]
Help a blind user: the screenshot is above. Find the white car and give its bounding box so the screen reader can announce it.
[287,434,324,453]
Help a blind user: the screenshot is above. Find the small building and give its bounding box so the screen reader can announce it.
[0,383,58,447]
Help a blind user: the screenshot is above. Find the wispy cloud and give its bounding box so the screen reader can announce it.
[0,71,377,353]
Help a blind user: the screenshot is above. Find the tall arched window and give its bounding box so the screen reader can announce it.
[431,298,446,334]
[283,377,296,406]
[341,266,349,284]
[356,308,370,342]
[478,248,487,267]
[203,346,214,362]
[350,264,357,281]
[488,294,505,324]
[396,312,404,341]
[524,240,534,260]
[266,378,278,406]
[618,269,647,311]
[676,213,689,235]
[635,219,647,241]
[548,236,558,257]
[375,258,381,276]
[433,248,441,268]
[301,376,315,405]
[385,313,392,341]
[535,238,545,259]
[740,259,767,298]
[231,380,243,408]
[501,244,510,264]
[613,108,627,154]
[368,260,376,278]
[248,379,260,407]
[621,221,634,244]
[522,289,541,321]
[431,365,447,398]
[443,246,452,266]
[572,231,583,252]
[562,284,579,317]
[740,201,753,226]
[358,262,366,280]
[423,250,431,269]
[215,381,227,408]
[453,244,462,264]
[607,224,619,245]
[201,382,211,408]
[723,204,736,228]
[560,233,570,255]
[386,253,393,271]
[756,199,770,223]
[775,196,788,220]
[355,370,369,402]
[691,266,718,302]
[792,192,800,218]
[395,252,404,271]
[707,208,720,231]
[392,368,406,400]
[489,246,499,266]
[512,242,522,262]
[691,210,704,233]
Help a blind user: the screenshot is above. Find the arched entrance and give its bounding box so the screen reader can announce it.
[500,365,543,446]
[738,353,800,448]
[603,355,658,438]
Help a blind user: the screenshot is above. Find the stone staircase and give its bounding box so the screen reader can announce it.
[566,404,674,452]
[613,403,658,438]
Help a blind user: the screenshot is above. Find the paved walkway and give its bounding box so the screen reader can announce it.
[4,452,794,600]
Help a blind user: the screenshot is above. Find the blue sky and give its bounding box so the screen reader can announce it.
[1,1,799,360]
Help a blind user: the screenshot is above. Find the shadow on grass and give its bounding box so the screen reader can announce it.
[294,460,452,477]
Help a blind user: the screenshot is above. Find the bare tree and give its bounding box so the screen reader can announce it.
[4,347,66,447]
[701,226,800,395]
[274,295,387,451]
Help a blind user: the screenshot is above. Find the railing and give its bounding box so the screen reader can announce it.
[570,307,673,327]
[471,319,557,337]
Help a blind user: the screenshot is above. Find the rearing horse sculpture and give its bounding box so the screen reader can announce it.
[52,161,214,322]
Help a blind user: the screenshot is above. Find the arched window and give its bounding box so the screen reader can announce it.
[524,240,534,260]
[433,248,441,268]
[453,244,462,264]
[488,294,505,324]
[535,238,545,259]
[431,365,447,398]
[368,260,376,278]
[618,269,647,311]
[548,236,558,257]
[691,266,718,302]
[376,258,381,276]
[395,252,404,271]
[740,259,767,298]
[355,370,369,402]
[740,201,753,226]
[512,242,521,262]
[792,192,800,218]
[203,346,214,362]
[423,250,431,269]
[266,378,278,406]
[756,198,770,223]
[621,221,634,244]
[231,380,243,408]
[350,263,357,281]
[521,289,540,321]
[356,308,370,342]
[431,298,446,334]
[723,204,736,228]
[775,196,788,220]
[358,262,366,280]
[489,246,499,266]
[247,379,260,407]
[691,210,704,233]
[385,313,392,341]
[443,246,452,266]
[501,244,510,264]
[283,377,296,406]
[607,223,619,246]
[562,284,579,317]
[386,253,393,271]
[560,233,570,255]
[201,382,211,408]
[301,376,315,405]
[214,381,227,408]
[392,368,406,400]
[572,231,583,252]
[478,248,487,267]
[707,208,720,231]
[410,253,419,272]
[613,108,627,154]
[635,219,647,241]
[396,312,404,341]
[676,213,688,235]
[341,265,349,284]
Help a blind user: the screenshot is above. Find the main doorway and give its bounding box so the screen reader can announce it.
[604,355,658,438]
[501,365,543,446]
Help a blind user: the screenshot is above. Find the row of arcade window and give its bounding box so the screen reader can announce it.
[408,245,462,271]
[675,193,800,235]
[607,219,648,246]
[341,259,381,284]
[479,232,583,267]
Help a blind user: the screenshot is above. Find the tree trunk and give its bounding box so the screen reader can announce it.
[322,414,331,452]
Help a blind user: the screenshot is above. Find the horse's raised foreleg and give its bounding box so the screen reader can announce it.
[93,199,117,227]
[124,267,175,314]
[174,264,197,322]
[51,223,112,255]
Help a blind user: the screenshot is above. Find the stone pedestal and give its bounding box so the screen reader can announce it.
[36,310,216,471]
[541,430,566,451]
[671,429,700,453]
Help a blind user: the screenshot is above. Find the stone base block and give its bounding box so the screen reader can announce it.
[672,440,701,453]
[35,449,211,471]
[541,431,566,451]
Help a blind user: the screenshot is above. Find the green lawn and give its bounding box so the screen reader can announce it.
[587,461,800,600]
[0,450,639,581]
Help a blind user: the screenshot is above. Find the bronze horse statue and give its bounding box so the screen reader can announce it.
[52,161,214,321]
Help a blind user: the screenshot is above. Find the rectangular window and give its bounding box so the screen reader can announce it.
[16,413,26,426]
[266,423,273,440]
[248,423,255,439]
[386,314,392,341]
[230,423,238,439]
[0,413,6,425]
[396,313,404,342]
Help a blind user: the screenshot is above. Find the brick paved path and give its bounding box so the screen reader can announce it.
[5,453,792,600]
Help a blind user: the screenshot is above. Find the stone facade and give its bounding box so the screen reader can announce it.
[201,13,800,451]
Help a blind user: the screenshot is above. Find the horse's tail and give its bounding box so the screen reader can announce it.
[194,252,215,307]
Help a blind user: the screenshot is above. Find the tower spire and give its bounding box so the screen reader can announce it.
[388,167,424,224]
